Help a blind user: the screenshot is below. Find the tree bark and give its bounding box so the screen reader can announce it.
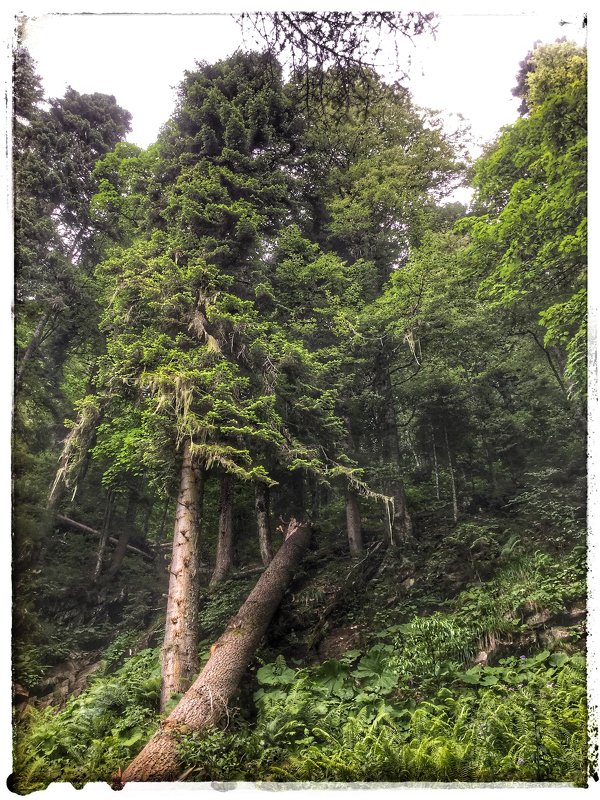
[210,473,234,586]
[120,519,311,784]
[444,425,458,524]
[160,441,205,712]
[383,369,412,543]
[14,308,53,394]
[345,489,363,557]
[431,429,440,501]
[255,482,273,566]
[106,490,138,579]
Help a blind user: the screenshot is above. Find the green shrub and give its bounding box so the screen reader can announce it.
[12,648,161,793]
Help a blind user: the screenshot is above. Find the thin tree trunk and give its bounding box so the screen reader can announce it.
[14,309,52,393]
[120,519,311,784]
[407,431,421,469]
[345,489,363,557]
[56,515,154,561]
[383,369,412,543]
[106,491,138,579]
[444,425,458,523]
[432,429,440,501]
[255,482,273,566]
[93,491,115,582]
[210,473,234,586]
[160,441,205,711]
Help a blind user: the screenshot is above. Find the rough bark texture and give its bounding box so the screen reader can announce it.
[210,472,234,585]
[121,519,311,784]
[345,489,363,557]
[255,482,273,566]
[160,441,204,711]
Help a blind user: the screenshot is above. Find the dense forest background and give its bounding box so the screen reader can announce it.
[11,13,589,790]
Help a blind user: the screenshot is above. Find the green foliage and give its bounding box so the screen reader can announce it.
[174,650,586,783]
[472,41,586,398]
[13,649,161,793]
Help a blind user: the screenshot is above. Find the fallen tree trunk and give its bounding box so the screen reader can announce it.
[56,515,154,561]
[120,518,311,784]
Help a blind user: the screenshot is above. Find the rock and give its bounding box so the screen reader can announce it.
[525,609,553,627]
[540,626,572,646]
[70,661,103,698]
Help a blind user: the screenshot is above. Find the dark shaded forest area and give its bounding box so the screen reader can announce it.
[11,12,589,790]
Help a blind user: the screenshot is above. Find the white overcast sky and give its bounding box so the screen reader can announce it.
[14,3,588,155]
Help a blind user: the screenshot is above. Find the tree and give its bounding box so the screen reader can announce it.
[210,472,235,585]
[160,440,205,710]
[121,520,311,783]
[470,40,587,404]
[14,77,131,393]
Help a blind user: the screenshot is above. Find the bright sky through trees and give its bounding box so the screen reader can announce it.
[20,7,587,155]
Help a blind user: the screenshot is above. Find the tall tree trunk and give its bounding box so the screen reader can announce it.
[93,491,115,582]
[345,489,363,557]
[14,309,53,394]
[160,441,205,712]
[444,425,458,524]
[255,482,273,566]
[383,369,412,543]
[120,520,311,784]
[106,490,138,579]
[210,472,234,586]
[431,429,440,501]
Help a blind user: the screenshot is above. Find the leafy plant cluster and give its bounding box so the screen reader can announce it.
[175,649,586,784]
[12,648,161,793]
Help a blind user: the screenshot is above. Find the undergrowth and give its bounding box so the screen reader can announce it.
[11,648,161,793]
[177,650,587,784]
[11,544,588,792]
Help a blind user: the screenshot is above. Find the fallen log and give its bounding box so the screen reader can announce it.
[119,518,311,784]
[55,515,155,561]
